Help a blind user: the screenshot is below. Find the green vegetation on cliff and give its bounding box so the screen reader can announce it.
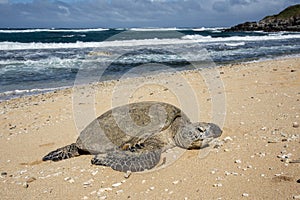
[264,4,300,20]
[227,4,300,32]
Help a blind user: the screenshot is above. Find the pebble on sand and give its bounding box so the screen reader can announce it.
[235,159,242,164]
[149,186,155,191]
[292,122,299,128]
[112,182,122,188]
[242,193,249,197]
[23,182,29,188]
[124,171,131,179]
[1,172,7,176]
[223,136,233,143]
[83,179,94,187]
[116,190,124,194]
[64,177,75,183]
[26,177,36,183]
[213,183,222,187]
[293,195,300,199]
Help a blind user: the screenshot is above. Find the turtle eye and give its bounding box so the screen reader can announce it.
[197,127,206,132]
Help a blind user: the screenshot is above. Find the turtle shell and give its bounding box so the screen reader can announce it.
[76,101,190,154]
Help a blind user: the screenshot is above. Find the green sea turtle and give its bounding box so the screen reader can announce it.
[43,101,222,172]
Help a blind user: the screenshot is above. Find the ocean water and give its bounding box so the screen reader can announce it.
[1,27,300,100]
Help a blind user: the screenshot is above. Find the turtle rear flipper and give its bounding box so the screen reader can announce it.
[91,149,162,172]
[43,143,83,161]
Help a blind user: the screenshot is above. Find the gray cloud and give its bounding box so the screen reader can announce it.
[213,1,229,12]
[229,0,256,6]
[0,0,298,28]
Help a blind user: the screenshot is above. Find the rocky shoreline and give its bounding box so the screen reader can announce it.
[226,4,300,32]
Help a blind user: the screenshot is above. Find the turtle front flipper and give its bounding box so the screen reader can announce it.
[91,149,162,172]
[43,143,82,162]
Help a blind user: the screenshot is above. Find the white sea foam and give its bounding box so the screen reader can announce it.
[0,86,70,98]
[1,33,299,51]
[0,39,196,50]
[0,27,226,33]
[0,28,109,33]
[62,35,75,38]
[192,27,226,31]
[1,31,298,51]
[245,53,300,64]
[224,42,246,47]
[129,27,189,31]
[182,34,300,42]
[62,34,85,37]
[0,57,81,70]
[129,27,225,31]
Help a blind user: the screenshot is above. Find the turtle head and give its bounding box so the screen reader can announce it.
[174,122,222,149]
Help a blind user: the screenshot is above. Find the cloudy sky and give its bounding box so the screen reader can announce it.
[0,0,298,28]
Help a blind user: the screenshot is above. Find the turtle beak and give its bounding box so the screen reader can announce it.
[208,123,222,138]
[196,123,222,140]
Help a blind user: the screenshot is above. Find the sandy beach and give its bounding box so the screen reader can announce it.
[0,57,299,199]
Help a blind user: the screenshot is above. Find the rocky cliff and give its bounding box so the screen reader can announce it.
[226,4,300,32]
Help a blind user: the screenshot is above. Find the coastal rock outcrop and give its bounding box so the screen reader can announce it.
[226,4,300,32]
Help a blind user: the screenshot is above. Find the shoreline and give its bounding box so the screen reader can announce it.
[0,56,299,199]
[1,54,300,102]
